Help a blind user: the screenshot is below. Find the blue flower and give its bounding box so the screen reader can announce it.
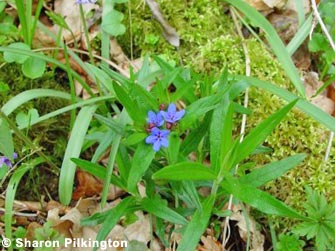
[145,127,170,152]
[0,152,18,169]
[160,104,185,124]
[147,111,164,128]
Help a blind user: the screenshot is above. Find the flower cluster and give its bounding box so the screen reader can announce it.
[0,152,18,169]
[145,104,185,152]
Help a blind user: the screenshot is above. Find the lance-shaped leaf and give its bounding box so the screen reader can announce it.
[152,162,216,181]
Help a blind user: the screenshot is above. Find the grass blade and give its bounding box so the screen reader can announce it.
[224,0,305,97]
[59,105,97,205]
[5,158,45,250]
[1,89,73,116]
[235,75,335,132]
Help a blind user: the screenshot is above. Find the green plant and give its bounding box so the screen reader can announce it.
[308,0,335,82]
[68,57,315,251]
[276,233,305,251]
[14,0,44,47]
[293,186,335,251]
[33,221,65,251]
[2,42,46,79]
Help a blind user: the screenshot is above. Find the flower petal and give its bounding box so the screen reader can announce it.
[160,130,170,137]
[13,152,18,159]
[167,103,176,113]
[150,127,160,135]
[146,135,156,144]
[174,109,185,121]
[160,137,169,147]
[153,141,161,152]
[147,111,156,122]
[4,159,12,168]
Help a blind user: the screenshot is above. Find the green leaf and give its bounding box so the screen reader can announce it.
[1,89,73,116]
[5,158,45,244]
[234,100,297,165]
[113,83,145,124]
[0,82,9,93]
[127,143,155,193]
[167,132,180,164]
[308,33,328,52]
[177,195,215,251]
[240,154,306,187]
[15,108,39,128]
[180,112,211,156]
[276,234,305,251]
[3,42,30,63]
[210,95,233,173]
[180,95,221,129]
[94,113,124,135]
[95,196,136,249]
[0,119,14,159]
[21,56,46,79]
[222,176,306,219]
[141,197,188,225]
[59,105,97,205]
[71,158,125,189]
[102,10,126,36]
[223,0,305,97]
[152,162,216,181]
[236,75,335,132]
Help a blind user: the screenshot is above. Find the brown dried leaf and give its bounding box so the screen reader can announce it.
[52,0,99,43]
[304,72,335,115]
[72,170,103,200]
[244,0,273,15]
[124,212,151,243]
[145,0,180,47]
[230,205,265,251]
[198,236,222,251]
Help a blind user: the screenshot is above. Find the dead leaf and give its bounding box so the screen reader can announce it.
[198,236,222,251]
[230,205,265,251]
[72,170,103,200]
[52,0,99,43]
[244,0,273,15]
[124,211,151,244]
[145,0,180,47]
[26,222,43,241]
[268,10,298,44]
[304,72,335,115]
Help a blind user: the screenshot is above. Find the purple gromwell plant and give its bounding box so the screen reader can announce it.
[0,152,18,169]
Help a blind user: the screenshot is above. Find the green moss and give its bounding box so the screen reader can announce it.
[0,63,70,200]
[118,0,335,216]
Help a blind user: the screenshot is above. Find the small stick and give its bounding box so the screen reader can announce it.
[221,7,251,250]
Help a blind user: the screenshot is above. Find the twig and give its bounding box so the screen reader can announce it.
[310,0,335,161]
[221,7,251,250]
